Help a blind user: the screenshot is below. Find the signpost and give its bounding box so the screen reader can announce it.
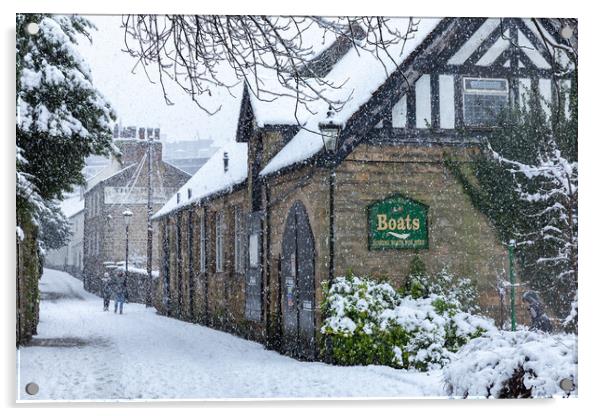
[368,195,429,250]
[509,239,516,331]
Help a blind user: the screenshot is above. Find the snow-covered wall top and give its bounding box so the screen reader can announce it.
[259,18,442,176]
[152,141,248,219]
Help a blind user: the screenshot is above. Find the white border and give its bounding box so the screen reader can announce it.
[3,1,600,415]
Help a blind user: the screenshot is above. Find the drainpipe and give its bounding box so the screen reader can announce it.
[328,168,335,286]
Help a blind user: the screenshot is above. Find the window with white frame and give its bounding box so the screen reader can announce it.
[215,212,224,272]
[234,207,245,273]
[199,212,206,273]
[463,77,509,126]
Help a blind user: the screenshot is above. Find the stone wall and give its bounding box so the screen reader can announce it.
[16,215,41,346]
[331,143,516,321]
[154,187,263,339]
[263,165,331,338]
[152,137,533,350]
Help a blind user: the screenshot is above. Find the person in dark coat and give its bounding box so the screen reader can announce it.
[101,272,112,311]
[522,291,553,332]
[113,271,127,315]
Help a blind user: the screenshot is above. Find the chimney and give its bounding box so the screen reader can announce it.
[154,128,160,140]
[187,188,192,199]
[138,127,145,140]
[223,152,229,172]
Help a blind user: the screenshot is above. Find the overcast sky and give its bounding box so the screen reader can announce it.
[77,15,242,145]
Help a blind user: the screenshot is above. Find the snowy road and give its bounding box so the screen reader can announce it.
[17,269,445,401]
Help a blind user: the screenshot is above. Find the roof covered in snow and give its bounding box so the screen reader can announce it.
[61,196,85,218]
[258,18,443,176]
[152,141,248,219]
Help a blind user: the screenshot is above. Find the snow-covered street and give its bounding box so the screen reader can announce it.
[17,269,445,401]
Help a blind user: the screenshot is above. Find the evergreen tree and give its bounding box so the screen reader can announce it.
[16,14,116,245]
[448,78,577,322]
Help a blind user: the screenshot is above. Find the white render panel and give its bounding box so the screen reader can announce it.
[391,95,407,128]
[439,75,455,129]
[539,78,552,115]
[476,30,510,66]
[448,18,501,65]
[517,30,551,69]
[522,18,572,70]
[415,74,431,128]
[519,78,532,108]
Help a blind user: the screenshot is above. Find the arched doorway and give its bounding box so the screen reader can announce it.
[281,201,316,360]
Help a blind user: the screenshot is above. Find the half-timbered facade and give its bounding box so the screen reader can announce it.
[152,17,575,360]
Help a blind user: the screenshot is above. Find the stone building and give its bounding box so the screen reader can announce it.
[83,131,190,295]
[151,18,575,360]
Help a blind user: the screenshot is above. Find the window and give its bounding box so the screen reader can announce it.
[463,77,509,126]
[234,207,245,273]
[215,212,224,272]
[199,212,206,273]
[249,234,259,268]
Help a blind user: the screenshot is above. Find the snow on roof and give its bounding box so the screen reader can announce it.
[259,18,442,177]
[246,24,338,127]
[153,141,248,219]
[84,163,136,194]
[61,196,85,218]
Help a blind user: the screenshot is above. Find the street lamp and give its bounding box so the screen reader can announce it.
[123,209,133,290]
[318,106,342,153]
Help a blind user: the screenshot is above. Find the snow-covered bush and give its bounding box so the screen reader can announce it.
[321,274,496,371]
[406,265,480,313]
[444,330,577,398]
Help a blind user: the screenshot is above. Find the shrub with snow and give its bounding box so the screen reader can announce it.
[444,330,577,398]
[321,274,496,371]
[406,267,480,314]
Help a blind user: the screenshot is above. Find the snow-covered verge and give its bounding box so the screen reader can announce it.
[18,269,446,400]
[443,330,577,398]
[321,275,497,371]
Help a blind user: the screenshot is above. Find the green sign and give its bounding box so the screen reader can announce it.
[368,195,429,250]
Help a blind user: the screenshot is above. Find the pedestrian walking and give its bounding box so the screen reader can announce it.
[101,272,111,311]
[114,270,127,315]
[522,291,553,333]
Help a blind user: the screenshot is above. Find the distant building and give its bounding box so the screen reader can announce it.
[45,197,85,278]
[163,138,217,175]
[164,157,209,176]
[83,130,190,296]
[163,138,218,160]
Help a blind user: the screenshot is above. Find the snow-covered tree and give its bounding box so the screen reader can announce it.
[17,14,116,202]
[16,14,116,244]
[490,129,577,329]
[448,81,577,325]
